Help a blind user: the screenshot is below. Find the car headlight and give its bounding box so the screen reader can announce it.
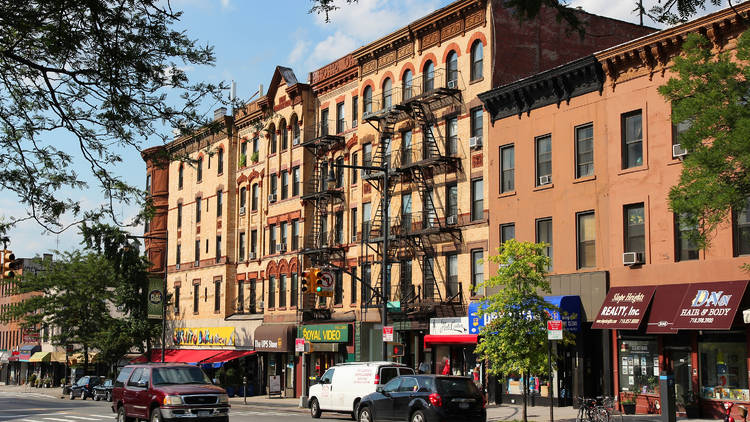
[218,394,229,405]
[163,395,184,405]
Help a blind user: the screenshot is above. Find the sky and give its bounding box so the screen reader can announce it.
[3,0,726,258]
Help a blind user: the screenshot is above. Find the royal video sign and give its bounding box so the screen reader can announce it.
[297,324,349,343]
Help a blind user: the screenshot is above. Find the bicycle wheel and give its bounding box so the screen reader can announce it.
[576,408,586,422]
[594,407,610,422]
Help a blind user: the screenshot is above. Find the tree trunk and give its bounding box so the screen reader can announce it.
[83,346,89,375]
[523,371,528,422]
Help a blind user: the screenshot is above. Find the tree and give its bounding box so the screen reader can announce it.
[310,0,728,36]
[474,240,554,422]
[0,1,225,235]
[1,251,118,373]
[658,31,750,249]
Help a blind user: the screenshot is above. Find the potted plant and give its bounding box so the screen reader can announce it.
[28,374,37,387]
[239,154,247,168]
[621,392,637,414]
[43,376,52,388]
[250,151,259,163]
[682,392,700,418]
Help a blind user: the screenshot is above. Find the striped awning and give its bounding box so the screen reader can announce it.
[28,352,51,362]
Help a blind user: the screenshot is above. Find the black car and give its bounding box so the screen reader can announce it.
[357,375,486,422]
[69,375,102,400]
[93,378,113,401]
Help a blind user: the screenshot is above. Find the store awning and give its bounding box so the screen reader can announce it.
[131,349,223,364]
[646,284,689,334]
[50,352,67,363]
[254,324,295,352]
[672,280,749,330]
[28,352,50,362]
[201,350,255,364]
[544,295,582,333]
[424,334,478,348]
[592,285,657,330]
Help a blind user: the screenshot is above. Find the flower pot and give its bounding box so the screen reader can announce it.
[622,403,636,414]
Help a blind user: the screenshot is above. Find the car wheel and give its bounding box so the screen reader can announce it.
[80,390,86,400]
[117,406,128,422]
[310,398,322,419]
[411,410,426,422]
[69,390,75,400]
[358,406,372,422]
[94,393,100,401]
[150,408,162,422]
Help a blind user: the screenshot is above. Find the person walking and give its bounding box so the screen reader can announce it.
[441,356,451,375]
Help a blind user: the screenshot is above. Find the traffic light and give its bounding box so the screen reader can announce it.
[1,250,16,278]
[391,343,404,357]
[311,268,324,296]
[301,269,312,293]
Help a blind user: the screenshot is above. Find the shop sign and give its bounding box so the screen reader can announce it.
[383,326,394,342]
[173,327,236,347]
[147,277,163,320]
[298,324,349,343]
[429,317,468,335]
[295,338,306,353]
[468,301,499,334]
[672,281,748,330]
[592,286,657,330]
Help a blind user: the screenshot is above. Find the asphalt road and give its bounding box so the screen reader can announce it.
[0,392,356,422]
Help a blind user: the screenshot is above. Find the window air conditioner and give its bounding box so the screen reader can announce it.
[194,260,200,267]
[352,119,358,128]
[239,206,246,216]
[175,263,180,270]
[446,215,458,225]
[672,143,688,159]
[293,136,300,146]
[447,79,458,89]
[268,194,277,203]
[249,252,256,260]
[469,136,482,149]
[538,175,552,186]
[623,252,644,266]
[279,243,287,252]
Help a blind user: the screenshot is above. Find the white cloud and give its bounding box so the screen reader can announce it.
[569,0,727,28]
[288,38,312,65]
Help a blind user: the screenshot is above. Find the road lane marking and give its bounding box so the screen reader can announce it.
[22,419,48,422]
[66,417,101,421]
[42,418,72,422]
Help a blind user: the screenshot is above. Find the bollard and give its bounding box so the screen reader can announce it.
[243,376,247,405]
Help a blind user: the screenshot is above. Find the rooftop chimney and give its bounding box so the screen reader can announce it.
[214,107,227,121]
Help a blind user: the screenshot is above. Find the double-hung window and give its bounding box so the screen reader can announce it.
[575,124,594,178]
[536,218,553,271]
[577,212,596,268]
[622,110,643,169]
[500,145,514,193]
[535,135,552,186]
[471,178,483,221]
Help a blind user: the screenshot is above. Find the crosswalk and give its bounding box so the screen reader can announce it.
[0,414,114,422]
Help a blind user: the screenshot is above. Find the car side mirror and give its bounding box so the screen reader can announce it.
[137,380,148,388]
[213,378,219,385]
[376,386,384,393]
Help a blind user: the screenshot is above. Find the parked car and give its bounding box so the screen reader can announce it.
[93,378,113,401]
[69,375,102,400]
[308,361,415,419]
[356,375,487,422]
[111,363,229,422]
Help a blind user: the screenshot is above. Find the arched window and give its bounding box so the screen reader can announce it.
[197,156,203,182]
[382,78,392,109]
[363,86,373,115]
[268,123,277,154]
[291,115,300,145]
[178,164,184,189]
[423,61,434,93]
[279,119,287,150]
[446,51,458,88]
[470,40,483,81]
[402,70,413,100]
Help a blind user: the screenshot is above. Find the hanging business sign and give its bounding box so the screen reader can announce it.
[298,324,349,343]
[173,327,236,347]
[429,317,468,335]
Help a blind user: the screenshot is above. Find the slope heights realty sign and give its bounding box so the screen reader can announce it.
[592,286,656,330]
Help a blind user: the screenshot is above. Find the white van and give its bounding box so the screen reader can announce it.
[308,361,415,419]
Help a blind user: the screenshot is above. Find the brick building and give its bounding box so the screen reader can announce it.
[143,0,654,400]
[480,2,750,415]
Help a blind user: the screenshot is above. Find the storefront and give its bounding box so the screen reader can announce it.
[424,317,478,378]
[594,280,750,419]
[254,324,295,397]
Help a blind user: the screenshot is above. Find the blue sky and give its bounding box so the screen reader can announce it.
[3,0,724,258]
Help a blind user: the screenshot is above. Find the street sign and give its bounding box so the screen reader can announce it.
[318,270,334,297]
[383,326,394,342]
[295,338,306,353]
[547,320,563,340]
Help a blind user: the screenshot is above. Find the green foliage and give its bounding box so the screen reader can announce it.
[658,31,750,249]
[239,154,247,168]
[250,151,259,163]
[475,240,554,378]
[0,1,226,235]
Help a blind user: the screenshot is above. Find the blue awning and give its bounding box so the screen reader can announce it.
[544,295,581,333]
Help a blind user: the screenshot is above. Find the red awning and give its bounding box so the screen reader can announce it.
[646,284,690,334]
[424,335,478,348]
[592,285,657,330]
[130,349,223,364]
[201,350,255,364]
[672,280,749,330]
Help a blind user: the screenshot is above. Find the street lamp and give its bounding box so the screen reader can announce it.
[326,158,390,360]
[127,234,168,363]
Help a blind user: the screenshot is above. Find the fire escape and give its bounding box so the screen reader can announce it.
[362,68,465,319]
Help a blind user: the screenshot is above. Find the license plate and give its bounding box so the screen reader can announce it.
[459,402,470,409]
[196,411,210,417]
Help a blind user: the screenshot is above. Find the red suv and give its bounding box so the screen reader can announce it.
[112,363,229,422]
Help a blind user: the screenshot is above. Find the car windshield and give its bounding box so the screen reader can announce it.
[152,367,212,385]
[436,378,480,396]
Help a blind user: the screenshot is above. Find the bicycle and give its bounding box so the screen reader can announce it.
[576,396,613,422]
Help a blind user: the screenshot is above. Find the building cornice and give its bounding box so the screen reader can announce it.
[478,56,604,122]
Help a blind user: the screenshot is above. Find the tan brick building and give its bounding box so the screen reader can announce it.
[144,0,654,400]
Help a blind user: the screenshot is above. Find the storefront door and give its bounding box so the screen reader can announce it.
[667,348,692,401]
